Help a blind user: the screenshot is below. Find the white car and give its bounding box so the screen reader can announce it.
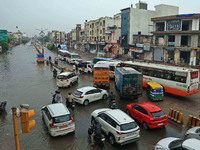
[74,59,83,65]
[41,103,75,137]
[155,137,200,150]
[185,127,200,140]
[91,108,140,145]
[56,72,78,88]
[73,86,108,105]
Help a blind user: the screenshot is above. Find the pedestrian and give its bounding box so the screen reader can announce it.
[75,64,79,74]
[67,92,74,110]
[49,56,51,62]
[60,68,64,73]
[54,57,58,65]
[54,91,63,103]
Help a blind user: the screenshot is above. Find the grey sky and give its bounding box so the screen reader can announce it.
[0,0,199,37]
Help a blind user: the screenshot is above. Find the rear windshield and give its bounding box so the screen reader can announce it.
[57,75,68,79]
[151,110,165,118]
[74,90,83,96]
[120,122,137,131]
[53,114,71,123]
[169,140,183,149]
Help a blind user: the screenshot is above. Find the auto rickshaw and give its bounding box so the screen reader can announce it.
[146,82,164,101]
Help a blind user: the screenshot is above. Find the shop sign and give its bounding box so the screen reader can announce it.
[166,19,181,31]
[0,36,8,41]
[129,48,143,53]
[0,30,7,35]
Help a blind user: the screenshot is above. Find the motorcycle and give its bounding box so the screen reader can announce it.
[0,101,7,115]
[53,70,57,78]
[65,98,75,111]
[88,125,105,147]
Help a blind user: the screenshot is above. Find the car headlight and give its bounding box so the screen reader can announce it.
[155,144,163,149]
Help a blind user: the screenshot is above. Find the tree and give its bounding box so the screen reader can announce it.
[0,41,9,51]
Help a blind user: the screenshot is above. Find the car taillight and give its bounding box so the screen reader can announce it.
[50,120,57,128]
[70,116,74,122]
[66,79,69,82]
[80,96,84,98]
[117,131,122,135]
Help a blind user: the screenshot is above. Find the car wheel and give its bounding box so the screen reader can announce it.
[102,94,107,100]
[143,122,148,130]
[126,109,130,116]
[109,134,115,145]
[83,100,89,106]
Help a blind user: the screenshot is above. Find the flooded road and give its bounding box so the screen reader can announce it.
[0,43,200,150]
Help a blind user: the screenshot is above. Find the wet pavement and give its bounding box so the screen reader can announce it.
[0,43,200,150]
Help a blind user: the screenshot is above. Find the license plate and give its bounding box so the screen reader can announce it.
[157,123,163,126]
[59,125,68,129]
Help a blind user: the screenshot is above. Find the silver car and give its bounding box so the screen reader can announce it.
[185,127,200,140]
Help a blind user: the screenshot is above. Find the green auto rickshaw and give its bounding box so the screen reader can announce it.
[146,82,164,101]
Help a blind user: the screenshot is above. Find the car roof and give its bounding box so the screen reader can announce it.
[183,138,200,149]
[105,109,134,125]
[77,86,96,92]
[47,103,70,117]
[147,82,163,89]
[58,72,72,76]
[130,102,162,112]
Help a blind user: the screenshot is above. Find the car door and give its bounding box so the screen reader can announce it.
[85,90,96,102]
[132,105,145,123]
[93,88,102,100]
[42,107,52,130]
[98,113,107,134]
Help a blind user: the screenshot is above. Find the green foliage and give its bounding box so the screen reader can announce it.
[47,44,54,50]
[0,41,9,50]
[42,36,49,43]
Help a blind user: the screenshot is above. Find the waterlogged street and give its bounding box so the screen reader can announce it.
[0,43,200,150]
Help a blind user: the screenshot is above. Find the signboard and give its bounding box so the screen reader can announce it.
[0,36,8,41]
[0,30,7,35]
[143,42,151,51]
[166,20,181,31]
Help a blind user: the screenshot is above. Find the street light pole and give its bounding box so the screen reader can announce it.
[12,107,20,150]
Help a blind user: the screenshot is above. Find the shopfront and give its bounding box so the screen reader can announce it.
[196,49,200,66]
[129,48,144,60]
[179,48,191,65]
[166,48,175,63]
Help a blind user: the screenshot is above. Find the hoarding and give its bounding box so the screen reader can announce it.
[0,30,7,35]
[0,36,8,41]
[166,20,181,31]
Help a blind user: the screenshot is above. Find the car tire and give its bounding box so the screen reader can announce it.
[83,100,89,106]
[102,94,107,100]
[126,109,130,116]
[109,134,115,145]
[143,122,148,130]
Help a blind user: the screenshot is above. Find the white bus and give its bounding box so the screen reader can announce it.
[118,61,199,96]
[66,52,81,64]
[97,61,121,78]
[58,50,69,61]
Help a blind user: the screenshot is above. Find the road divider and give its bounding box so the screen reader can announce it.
[168,108,183,124]
[188,115,200,127]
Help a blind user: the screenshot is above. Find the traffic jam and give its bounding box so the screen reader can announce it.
[35,46,200,150]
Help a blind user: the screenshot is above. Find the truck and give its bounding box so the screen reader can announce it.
[93,63,110,88]
[115,67,143,99]
[78,61,93,73]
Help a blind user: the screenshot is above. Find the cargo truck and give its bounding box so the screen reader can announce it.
[115,67,143,99]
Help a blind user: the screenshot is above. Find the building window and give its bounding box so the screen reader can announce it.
[100,30,102,34]
[103,28,105,34]
[182,20,192,31]
[156,22,165,31]
[181,35,190,46]
[103,20,105,27]
[168,35,175,46]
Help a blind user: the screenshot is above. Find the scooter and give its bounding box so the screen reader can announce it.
[0,101,7,115]
[88,125,105,147]
[110,100,117,109]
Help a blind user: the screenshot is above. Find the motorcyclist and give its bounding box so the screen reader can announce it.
[91,119,102,146]
[54,57,58,65]
[53,68,57,78]
[108,91,115,108]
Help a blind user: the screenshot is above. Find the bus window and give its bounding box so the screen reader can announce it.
[110,66,115,71]
[164,73,173,80]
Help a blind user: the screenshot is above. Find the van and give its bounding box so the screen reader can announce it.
[41,103,75,137]
[56,72,78,88]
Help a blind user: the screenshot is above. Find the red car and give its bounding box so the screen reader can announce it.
[126,102,168,130]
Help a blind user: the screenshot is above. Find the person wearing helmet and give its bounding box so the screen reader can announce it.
[91,119,102,146]
[108,91,115,108]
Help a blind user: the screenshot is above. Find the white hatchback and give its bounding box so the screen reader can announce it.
[155,137,200,150]
[41,103,75,137]
[56,72,78,88]
[91,108,140,145]
[73,86,108,105]
[185,127,200,140]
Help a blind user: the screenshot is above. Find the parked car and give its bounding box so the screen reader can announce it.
[41,103,75,137]
[155,137,200,150]
[185,127,200,140]
[56,72,78,88]
[73,86,108,105]
[91,108,140,146]
[126,102,168,129]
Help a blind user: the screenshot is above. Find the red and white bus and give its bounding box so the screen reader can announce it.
[118,61,199,96]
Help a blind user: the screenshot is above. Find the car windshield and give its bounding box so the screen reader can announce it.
[120,122,137,131]
[151,110,165,118]
[53,114,71,123]
[195,128,200,133]
[169,140,183,149]
[74,90,83,96]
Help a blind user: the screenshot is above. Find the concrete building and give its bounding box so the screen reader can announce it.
[152,13,200,66]
[121,2,179,60]
[48,30,65,44]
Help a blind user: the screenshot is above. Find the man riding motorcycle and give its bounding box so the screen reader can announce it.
[108,91,116,109]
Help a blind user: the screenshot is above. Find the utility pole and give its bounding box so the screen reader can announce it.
[12,107,20,150]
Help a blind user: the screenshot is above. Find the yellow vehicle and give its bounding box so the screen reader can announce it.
[146,82,164,101]
[93,63,110,88]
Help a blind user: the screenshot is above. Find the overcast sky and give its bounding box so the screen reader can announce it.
[0,0,200,37]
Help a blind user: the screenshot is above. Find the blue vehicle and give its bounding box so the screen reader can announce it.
[115,67,143,99]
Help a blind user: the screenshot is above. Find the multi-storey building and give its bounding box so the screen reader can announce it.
[152,13,200,66]
[48,30,65,44]
[121,2,179,60]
